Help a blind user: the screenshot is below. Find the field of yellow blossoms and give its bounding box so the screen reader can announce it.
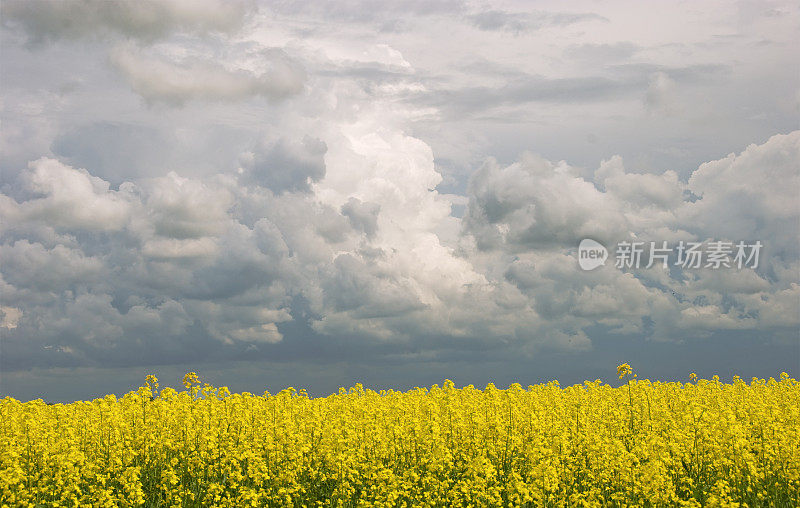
[2,366,798,507]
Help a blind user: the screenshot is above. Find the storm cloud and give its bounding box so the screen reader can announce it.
[0,0,797,401]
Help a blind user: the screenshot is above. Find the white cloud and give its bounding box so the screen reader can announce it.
[741,283,800,329]
[461,131,799,346]
[644,71,679,115]
[3,158,134,232]
[143,172,234,239]
[141,237,220,260]
[0,306,22,329]
[109,46,305,105]
[0,240,105,291]
[463,153,629,250]
[595,155,685,209]
[224,323,283,343]
[682,131,800,251]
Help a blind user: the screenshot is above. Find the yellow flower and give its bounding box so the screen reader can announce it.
[1,369,797,506]
[182,371,200,389]
[617,363,633,379]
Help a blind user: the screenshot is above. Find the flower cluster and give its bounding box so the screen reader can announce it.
[1,370,798,507]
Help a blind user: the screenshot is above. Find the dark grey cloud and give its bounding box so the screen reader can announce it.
[266,0,467,24]
[406,76,635,120]
[3,330,797,403]
[1,0,255,44]
[4,132,796,377]
[403,62,732,121]
[322,254,427,319]
[239,136,327,194]
[341,197,380,237]
[0,240,106,292]
[469,9,606,34]
[1,0,798,402]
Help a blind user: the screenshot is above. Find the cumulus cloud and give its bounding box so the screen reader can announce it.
[108,46,305,105]
[2,0,255,43]
[680,131,800,256]
[341,198,381,238]
[0,160,294,365]
[0,240,105,292]
[322,253,427,320]
[645,71,679,115]
[595,155,685,209]
[1,123,798,376]
[461,131,799,343]
[239,136,327,193]
[463,153,628,251]
[0,306,22,329]
[1,158,134,232]
[143,172,234,239]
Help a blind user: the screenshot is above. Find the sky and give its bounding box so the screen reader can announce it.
[0,0,798,402]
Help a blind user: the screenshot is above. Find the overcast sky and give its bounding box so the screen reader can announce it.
[1,0,798,402]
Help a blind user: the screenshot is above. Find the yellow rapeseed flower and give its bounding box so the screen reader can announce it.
[0,367,797,506]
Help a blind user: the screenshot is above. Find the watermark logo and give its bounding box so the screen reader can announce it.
[577,238,762,271]
[578,238,608,271]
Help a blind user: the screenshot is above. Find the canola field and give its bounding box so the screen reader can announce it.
[1,366,798,507]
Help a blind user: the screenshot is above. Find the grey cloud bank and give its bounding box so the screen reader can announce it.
[2,0,255,43]
[0,0,798,401]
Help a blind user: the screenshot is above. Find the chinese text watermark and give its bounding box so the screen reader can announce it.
[577,239,762,271]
